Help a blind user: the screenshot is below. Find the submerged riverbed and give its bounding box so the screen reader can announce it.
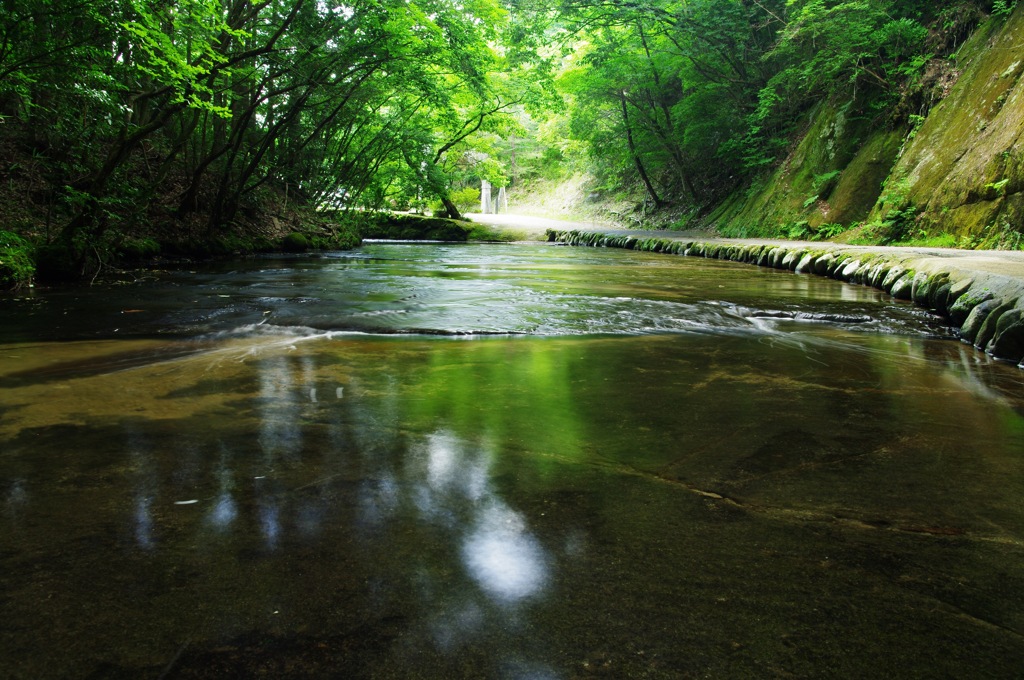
[3,243,1024,678]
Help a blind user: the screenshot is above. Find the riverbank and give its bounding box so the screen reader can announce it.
[535,223,1024,368]
[0,212,523,290]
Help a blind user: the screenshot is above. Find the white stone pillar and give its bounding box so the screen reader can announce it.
[481,180,492,214]
[497,186,507,213]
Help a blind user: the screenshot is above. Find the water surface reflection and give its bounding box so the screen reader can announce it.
[1,246,1024,677]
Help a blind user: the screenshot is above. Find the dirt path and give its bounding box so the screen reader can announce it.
[467,212,625,239]
[470,212,1024,279]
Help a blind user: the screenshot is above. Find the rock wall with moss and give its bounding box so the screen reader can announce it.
[708,7,1024,249]
[873,5,1024,248]
[708,97,904,240]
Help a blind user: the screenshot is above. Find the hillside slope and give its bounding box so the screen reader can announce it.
[706,6,1024,249]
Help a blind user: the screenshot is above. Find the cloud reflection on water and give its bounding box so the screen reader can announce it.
[409,431,550,604]
[462,501,549,603]
[100,338,557,670]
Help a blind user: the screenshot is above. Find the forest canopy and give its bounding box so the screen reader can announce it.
[0,0,1016,285]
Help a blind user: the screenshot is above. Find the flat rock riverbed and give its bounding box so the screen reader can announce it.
[3,242,1024,678]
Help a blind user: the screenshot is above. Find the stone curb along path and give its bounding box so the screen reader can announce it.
[546,229,1024,369]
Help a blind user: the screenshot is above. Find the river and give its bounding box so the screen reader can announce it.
[2,242,1024,677]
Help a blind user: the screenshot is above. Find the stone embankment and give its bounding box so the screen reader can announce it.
[547,229,1024,368]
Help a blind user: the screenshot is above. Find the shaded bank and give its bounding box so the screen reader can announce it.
[547,229,1024,367]
[0,213,523,290]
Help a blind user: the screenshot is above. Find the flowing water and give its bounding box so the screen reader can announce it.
[2,243,1024,678]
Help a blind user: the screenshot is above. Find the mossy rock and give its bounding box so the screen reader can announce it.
[974,298,1017,349]
[869,262,892,288]
[949,287,994,326]
[357,213,471,241]
[281,232,310,252]
[960,298,1002,344]
[948,278,974,303]
[890,273,914,300]
[987,308,1024,362]
[781,249,803,270]
[881,265,906,291]
[210,236,243,256]
[930,281,954,312]
[912,272,948,307]
[812,253,834,275]
[252,236,278,252]
[829,254,851,277]
[314,227,360,250]
[795,252,816,273]
[839,259,861,281]
[826,129,904,226]
[119,237,161,261]
[853,262,874,285]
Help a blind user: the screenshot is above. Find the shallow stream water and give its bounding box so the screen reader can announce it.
[3,243,1024,678]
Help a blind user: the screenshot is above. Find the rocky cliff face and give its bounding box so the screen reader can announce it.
[882,5,1024,247]
[710,6,1024,249]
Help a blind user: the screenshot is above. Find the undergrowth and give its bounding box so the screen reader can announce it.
[0,230,34,289]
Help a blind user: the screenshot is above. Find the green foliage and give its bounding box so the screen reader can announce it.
[541,0,947,209]
[993,0,1018,18]
[866,205,920,243]
[0,230,35,289]
[870,172,919,243]
[450,186,482,213]
[907,113,926,140]
[121,0,243,116]
[786,221,811,239]
[985,178,1010,197]
[976,218,1024,250]
[781,220,848,241]
[752,2,930,157]
[0,0,990,260]
[0,0,552,267]
[879,175,913,209]
[811,223,848,240]
[895,232,958,248]
[812,170,842,196]
[768,2,929,94]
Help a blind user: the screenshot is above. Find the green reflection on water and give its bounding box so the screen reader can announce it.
[2,328,1024,677]
[406,339,587,470]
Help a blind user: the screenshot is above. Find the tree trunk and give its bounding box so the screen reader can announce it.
[619,92,665,208]
[441,195,463,221]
